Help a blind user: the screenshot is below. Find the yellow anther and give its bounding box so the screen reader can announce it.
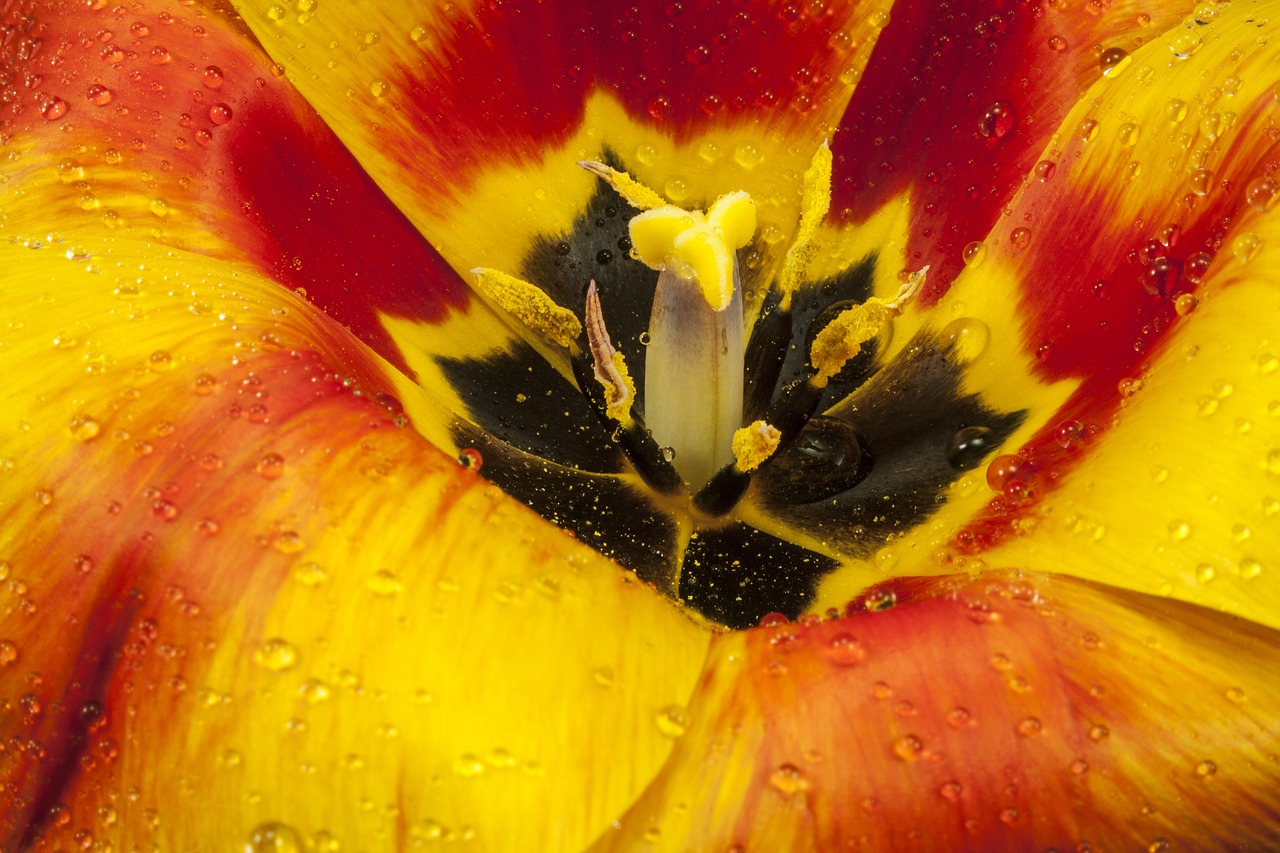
[470,268,582,348]
[629,192,757,311]
[732,420,782,472]
[809,266,929,385]
[777,141,833,304]
[584,281,636,426]
[578,160,667,211]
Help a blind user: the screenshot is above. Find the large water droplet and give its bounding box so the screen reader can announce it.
[254,638,299,672]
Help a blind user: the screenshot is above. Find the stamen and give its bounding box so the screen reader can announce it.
[732,420,782,472]
[809,266,929,386]
[470,267,582,348]
[577,160,667,211]
[776,140,833,309]
[583,281,636,426]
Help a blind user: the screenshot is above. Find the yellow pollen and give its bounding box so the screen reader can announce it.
[809,267,929,385]
[628,191,757,311]
[603,351,636,424]
[470,268,582,348]
[777,141,833,306]
[732,420,782,472]
[577,160,667,211]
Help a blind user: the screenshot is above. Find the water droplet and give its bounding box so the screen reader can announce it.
[1088,724,1109,742]
[634,143,658,166]
[1194,759,1217,777]
[1117,122,1140,146]
[1034,160,1056,182]
[978,101,1017,139]
[85,84,113,106]
[1226,686,1247,703]
[369,79,390,98]
[769,763,809,794]
[1174,293,1199,316]
[825,633,865,666]
[255,638,299,672]
[1047,35,1067,52]
[367,570,403,596]
[0,641,18,666]
[148,350,173,372]
[68,415,101,441]
[457,448,483,471]
[273,531,305,554]
[940,317,990,364]
[148,45,171,65]
[1170,31,1202,59]
[246,822,304,853]
[892,735,923,761]
[41,96,69,121]
[299,679,330,704]
[1184,251,1213,283]
[1240,557,1263,580]
[454,754,485,777]
[1017,717,1043,736]
[655,704,689,738]
[256,452,285,479]
[1100,46,1130,76]
[939,780,963,801]
[1010,227,1031,250]
[201,65,224,89]
[1233,232,1263,264]
[294,562,327,586]
[986,455,1026,492]
[209,103,234,125]
[946,706,972,729]
[1168,520,1191,540]
[734,143,764,170]
[1167,99,1189,123]
[962,241,987,267]
[592,667,615,687]
[947,426,995,469]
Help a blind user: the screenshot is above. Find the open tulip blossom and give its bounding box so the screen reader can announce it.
[3,0,1280,848]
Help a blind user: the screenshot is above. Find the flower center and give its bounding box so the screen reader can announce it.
[447,144,1025,629]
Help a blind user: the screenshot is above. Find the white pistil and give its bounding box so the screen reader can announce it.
[645,263,745,489]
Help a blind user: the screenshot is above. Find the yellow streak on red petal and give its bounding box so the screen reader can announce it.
[594,575,1280,851]
[0,239,708,847]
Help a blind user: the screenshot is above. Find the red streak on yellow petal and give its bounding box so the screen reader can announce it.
[600,575,1280,851]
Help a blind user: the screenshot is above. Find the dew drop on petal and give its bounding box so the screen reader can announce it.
[1245,176,1278,212]
[892,735,923,761]
[254,638,299,672]
[1034,160,1056,181]
[769,763,809,793]
[245,822,304,853]
[962,241,987,267]
[655,704,688,738]
[1233,232,1262,264]
[209,103,234,125]
[978,101,1017,139]
[1194,759,1217,778]
[0,641,18,667]
[1010,227,1031,250]
[1099,46,1130,76]
[86,84,113,106]
[825,633,865,666]
[41,96,68,121]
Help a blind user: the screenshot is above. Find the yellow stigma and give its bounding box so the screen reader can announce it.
[732,420,782,472]
[629,191,757,311]
[809,267,929,385]
[470,268,582,348]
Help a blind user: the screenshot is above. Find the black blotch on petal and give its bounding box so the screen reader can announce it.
[520,149,660,406]
[452,422,681,592]
[754,330,1026,554]
[439,341,625,473]
[679,523,839,630]
[766,254,879,413]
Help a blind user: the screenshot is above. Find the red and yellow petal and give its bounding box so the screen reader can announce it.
[0,0,469,377]
[828,0,1198,299]
[0,238,708,847]
[229,0,883,279]
[807,0,1280,623]
[598,575,1280,851]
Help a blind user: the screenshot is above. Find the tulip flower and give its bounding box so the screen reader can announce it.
[3,0,1279,848]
